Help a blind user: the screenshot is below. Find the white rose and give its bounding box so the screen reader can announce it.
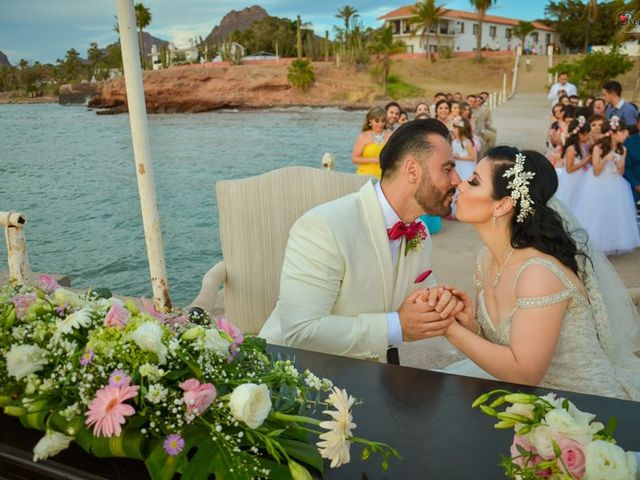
[585,440,637,480]
[529,424,556,459]
[132,321,167,364]
[33,431,74,461]
[202,328,232,356]
[6,344,49,380]
[506,402,535,431]
[545,408,593,445]
[229,383,272,429]
[53,288,82,307]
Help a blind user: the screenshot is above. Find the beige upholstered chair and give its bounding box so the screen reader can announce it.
[190,166,369,334]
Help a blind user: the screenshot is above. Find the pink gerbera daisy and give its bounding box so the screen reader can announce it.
[85,383,139,437]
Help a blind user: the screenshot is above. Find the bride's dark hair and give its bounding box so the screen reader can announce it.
[486,146,587,274]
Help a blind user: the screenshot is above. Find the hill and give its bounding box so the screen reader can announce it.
[205,5,269,43]
[0,50,11,67]
[107,31,169,58]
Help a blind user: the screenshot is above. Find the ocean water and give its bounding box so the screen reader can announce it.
[0,103,363,305]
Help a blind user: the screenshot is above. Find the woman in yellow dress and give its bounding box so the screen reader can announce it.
[351,107,392,178]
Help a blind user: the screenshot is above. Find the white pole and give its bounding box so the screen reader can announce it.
[502,73,507,102]
[511,51,520,98]
[116,0,171,311]
[1,211,30,285]
[547,44,554,86]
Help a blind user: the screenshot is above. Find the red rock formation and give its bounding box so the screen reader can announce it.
[88,61,378,114]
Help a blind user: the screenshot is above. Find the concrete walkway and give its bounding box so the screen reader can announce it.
[399,93,640,369]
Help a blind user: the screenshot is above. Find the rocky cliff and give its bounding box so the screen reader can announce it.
[205,5,269,43]
[0,50,11,67]
[88,62,378,114]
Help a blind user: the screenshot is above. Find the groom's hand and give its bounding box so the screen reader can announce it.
[398,290,454,342]
[417,286,463,319]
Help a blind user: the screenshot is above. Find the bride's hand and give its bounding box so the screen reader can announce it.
[440,286,474,320]
[415,287,461,319]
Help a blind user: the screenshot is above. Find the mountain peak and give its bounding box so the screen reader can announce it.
[206,5,270,43]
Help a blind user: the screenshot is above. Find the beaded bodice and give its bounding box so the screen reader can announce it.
[473,252,639,399]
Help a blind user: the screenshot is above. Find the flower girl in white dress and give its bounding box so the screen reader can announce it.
[556,116,591,212]
[451,116,477,181]
[574,116,640,255]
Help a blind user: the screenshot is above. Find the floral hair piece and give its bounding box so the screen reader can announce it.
[503,152,535,223]
[609,115,620,131]
[571,115,586,135]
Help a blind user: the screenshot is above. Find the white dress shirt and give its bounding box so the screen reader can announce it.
[547,81,577,105]
[374,181,405,347]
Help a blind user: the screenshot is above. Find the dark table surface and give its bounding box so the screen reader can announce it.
[1,345,639,479]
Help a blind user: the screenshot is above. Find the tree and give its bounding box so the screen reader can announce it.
[56,48,84,82]
[511,21,534,50]
[135,3,152,68]
[368,26,406,96]
[469,0,496,62]
[87,42,106,79]
[335,5,358,33]
[410,0,449,62]
[544,0,625,52]
[583,0,599,53]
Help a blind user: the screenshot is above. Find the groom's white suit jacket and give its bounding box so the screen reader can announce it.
[260,180,436,361]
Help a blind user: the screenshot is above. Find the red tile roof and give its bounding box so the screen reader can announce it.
[378,7,555,32]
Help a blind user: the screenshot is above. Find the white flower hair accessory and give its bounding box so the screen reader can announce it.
[503,152,535,223]
[609,115,620,131]
[571,115,586,135]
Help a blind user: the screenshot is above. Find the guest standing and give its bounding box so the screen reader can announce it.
[602,80,638,126]
[352,107,392,179]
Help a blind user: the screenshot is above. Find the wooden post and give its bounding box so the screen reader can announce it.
[116,0,171,311]
[0,211,31,285]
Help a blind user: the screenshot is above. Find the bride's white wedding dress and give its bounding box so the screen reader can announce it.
[446,254,640,400]
[445,197,640,400]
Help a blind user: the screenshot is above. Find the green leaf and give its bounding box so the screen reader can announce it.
[145,437,182,480]
[603,416,618,437]
[90,428,146,460]
[254,457,292,480]
[174,349,202,378]
[278,437,324,474]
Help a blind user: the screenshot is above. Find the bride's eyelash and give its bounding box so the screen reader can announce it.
[468,177,479,186]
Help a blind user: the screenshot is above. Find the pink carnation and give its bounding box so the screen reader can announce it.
[216,318,244,346]
[141,297,165,320]
[104,302,129,328]
[38,274,59,292]
[12,293,37,319]
[179,378,216,416]
[85,383,139,437]
[557,438,586,479]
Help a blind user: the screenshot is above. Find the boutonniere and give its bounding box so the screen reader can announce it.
[404,222,428,255]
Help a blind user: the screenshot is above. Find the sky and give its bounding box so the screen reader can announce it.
[0,0,551,65]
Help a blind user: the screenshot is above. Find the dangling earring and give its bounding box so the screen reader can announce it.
[492,212,497,227]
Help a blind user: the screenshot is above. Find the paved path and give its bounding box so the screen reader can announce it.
[399,93,640,369]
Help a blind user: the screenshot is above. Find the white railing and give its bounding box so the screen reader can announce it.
[0,211,31,285]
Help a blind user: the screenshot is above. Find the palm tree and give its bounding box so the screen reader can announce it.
[368,26,406,96]
[335,5,359,33]
[583,0,598,53]
[511,21,534,51]
[410,0,449,62]
[135,3,152,68]
[469,0,496,62]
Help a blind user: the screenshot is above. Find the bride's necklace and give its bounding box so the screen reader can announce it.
[372,131,385,144]
[491,247,514,288]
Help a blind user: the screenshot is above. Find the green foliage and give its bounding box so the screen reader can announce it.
[57,48,84,83]
[386,74,425,100]
[410,0,450,61]
[544,0,626,51]
[287,58,315,90]
[512,21,535,45]
[549,48,634,97]
[368,26,406,96]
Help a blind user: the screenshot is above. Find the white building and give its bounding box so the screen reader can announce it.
[379,7,560,55]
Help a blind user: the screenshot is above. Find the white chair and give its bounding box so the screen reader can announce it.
[190,166,368,334]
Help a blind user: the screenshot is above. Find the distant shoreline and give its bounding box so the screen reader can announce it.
[0,94,57,105]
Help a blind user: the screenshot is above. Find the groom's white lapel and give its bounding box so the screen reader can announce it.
[358,181,394,311]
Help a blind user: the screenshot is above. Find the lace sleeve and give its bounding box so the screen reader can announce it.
[514,257,574,309]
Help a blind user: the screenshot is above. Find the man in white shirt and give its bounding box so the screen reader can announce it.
[547,72,578,105]
[260,120,463,361]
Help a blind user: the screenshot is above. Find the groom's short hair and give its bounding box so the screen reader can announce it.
[379,118,451,178]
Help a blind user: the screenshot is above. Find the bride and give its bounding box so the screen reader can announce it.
[440,146,640,400]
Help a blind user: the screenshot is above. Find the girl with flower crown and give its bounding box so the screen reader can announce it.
[574,117,640,255]
[451,116,477,181]
[556,116,591,211]
[438,147,640,399]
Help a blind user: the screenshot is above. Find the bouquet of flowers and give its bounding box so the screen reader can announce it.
[0,276,398,479]
[473,389,638,480]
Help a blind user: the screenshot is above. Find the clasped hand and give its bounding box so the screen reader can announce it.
[398,286,471,342]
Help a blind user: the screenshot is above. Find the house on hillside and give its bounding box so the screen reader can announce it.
[212,42,247,62]
[378,7,561,55]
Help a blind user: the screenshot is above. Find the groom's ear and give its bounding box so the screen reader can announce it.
[403,156,420,184]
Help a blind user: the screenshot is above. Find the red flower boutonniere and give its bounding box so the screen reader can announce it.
[404,222,428,255]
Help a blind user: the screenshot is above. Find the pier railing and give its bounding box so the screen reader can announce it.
[0,211,31,285]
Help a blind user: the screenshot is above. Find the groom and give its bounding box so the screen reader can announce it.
[260,119,462,361]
